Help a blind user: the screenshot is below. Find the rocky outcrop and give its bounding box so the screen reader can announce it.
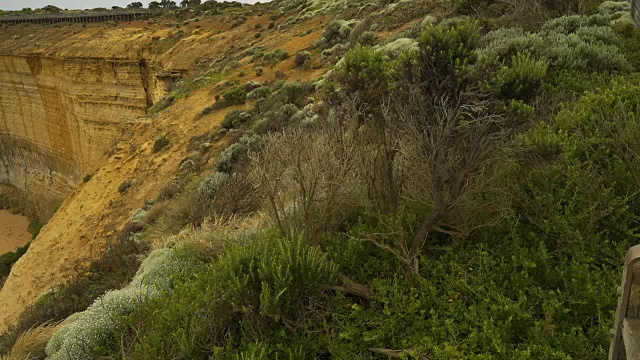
[0,55,149,216]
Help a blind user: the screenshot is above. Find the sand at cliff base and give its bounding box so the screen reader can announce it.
[0,210,31,254]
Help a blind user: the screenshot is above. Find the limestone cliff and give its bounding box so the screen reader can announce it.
[0,55,149,216]
[0,10,325,333]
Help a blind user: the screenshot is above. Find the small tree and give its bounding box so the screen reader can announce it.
[160,0,177,7]
[41,5,62,13]
[127,2,144,8]
[148,1,161,9]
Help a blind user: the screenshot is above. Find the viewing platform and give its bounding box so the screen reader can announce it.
[0,9,160,25]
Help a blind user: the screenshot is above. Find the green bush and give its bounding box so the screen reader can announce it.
[598,0,630,15]
[45,246,197,360]
[0,242,30,279]
[118,180,132,193]
[120,235,337,359]
[222,86,247,106]
[247,85,272,101]
[335,45,392,101]
[479,15,632,73]
[0,236,148,356]
[415,18,481,80]
[320,19,356,48]
[153,135,170,153]
[294,50,312,67]
[357,31,376,46]
[216,143,247,173]
[490,52,548,102]
[263,49,290,66]
[222,110,251,129]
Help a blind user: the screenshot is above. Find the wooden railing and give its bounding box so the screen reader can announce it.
[610,245,640,360]
[633,0,640,27]
[0,9,162,25]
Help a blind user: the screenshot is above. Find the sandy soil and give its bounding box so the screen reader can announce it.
[0,210,31,254]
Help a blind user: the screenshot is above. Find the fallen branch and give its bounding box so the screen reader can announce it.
[335,274,374,300]
[369,347,426,359]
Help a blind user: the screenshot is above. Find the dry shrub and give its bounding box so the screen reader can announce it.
[498,0,548,29]
[385,88,512,280]
[197,169,260,221]
[249,123,362,245]
[144,191,200,240]
[0,324,57,360]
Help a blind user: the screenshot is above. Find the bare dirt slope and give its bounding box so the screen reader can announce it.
[0,8,329,331]
[0,211,30,254]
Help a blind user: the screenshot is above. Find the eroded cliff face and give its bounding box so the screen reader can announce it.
[0,55,149,216]
[0,12,327,333]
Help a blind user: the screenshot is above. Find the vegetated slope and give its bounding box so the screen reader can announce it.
[0,2,331,333]
[3,0,640,359]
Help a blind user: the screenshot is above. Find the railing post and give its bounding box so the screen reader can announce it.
[610,245,640,360]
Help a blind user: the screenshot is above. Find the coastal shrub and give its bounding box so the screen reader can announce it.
[263,49,290,66]
[598,0,630,15]
[198,172,229,201]
[45,245,198,360]
[335,45,392,101]
[215,143,247,173]
[118,180,132,194]
[252,103,300,134]
[0,236,147,356]
[357,30,376,46]
[153,135,170,153]
[319,19,356,48]
[0,242,30,281]
[45,287,159,360]
[222,86,247,106]
[478,16,631,73]
[490,52,549,102]
[247,85,272,101]
[121,235,338,359]
[294,50,312,67]
[222,110,251,129]
[415,19,481,81]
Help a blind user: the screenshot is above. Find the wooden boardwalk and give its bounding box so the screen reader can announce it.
[0,9,160,25]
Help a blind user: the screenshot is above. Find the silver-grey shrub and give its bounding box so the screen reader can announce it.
[478,14,631,73]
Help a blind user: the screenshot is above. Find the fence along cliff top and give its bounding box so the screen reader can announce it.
[0,9,160,25]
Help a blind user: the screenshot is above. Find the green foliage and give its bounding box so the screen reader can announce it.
[263,49,290,66]
[0,236,147,356]
[223,86,248,106]
[45,246,197,360]
[247,86,272,101]
[320,19,356,48]
[335,45,392,101]
[119,235,337,359]
[479,15,632,74]
[118,180,132,194]
[294,51,312,68]
[415,18,481,80]
[216,143,247,173]
[357,31,376,46]
[0,242,30,279]
[222,110,251,129]
[153,135,170,153]
[490,52,549,102]
[26,219,44,240]
[30,9,640,360]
